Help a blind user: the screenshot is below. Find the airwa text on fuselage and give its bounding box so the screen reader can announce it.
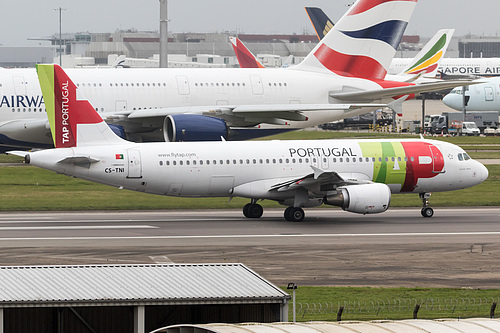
[289,147,356,158]
[0,95,44,108]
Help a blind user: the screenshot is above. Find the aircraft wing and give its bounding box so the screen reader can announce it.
[331,80,480,102]
[120,103,390,125]
[269,166,372,193]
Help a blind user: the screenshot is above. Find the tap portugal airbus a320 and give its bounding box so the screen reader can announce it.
[9,65,489,221]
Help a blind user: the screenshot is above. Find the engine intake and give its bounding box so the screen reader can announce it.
[164,114,228,142]
[324,183,391,214]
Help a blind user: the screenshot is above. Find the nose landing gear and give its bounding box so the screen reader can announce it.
[420,192,434,218]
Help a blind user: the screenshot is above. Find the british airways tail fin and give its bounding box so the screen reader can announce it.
[398,29,454,76]
[229,37,265,69]
[295,0,418,80]
[305,7,334,41]
[36,64,127,148]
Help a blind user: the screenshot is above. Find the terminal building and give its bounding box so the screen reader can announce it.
[9,30,500,69]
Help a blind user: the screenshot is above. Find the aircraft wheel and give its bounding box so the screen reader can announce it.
[243,203,252,218]
[284,207,293,221]
[289,207,305,222]
[421,207,434,218]
[246,204,263,218]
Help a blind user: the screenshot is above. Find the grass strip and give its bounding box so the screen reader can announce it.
[0,165,498,211]
[280,286,500,321]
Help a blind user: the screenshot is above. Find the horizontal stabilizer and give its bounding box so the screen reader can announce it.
[6,150,30,158]
[57,156,100,165]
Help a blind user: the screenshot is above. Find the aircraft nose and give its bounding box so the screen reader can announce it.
[478,162,489,183]
[442,93,460,110]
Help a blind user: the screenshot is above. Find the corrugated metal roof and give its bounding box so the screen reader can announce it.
[0,264,289,307]
[155,319,500,333]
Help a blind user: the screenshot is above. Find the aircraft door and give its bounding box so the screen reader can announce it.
[176,75,190,95]
[127,149,142,178]
[250,75,264,95]
[485,86,494,101]
[115,100,127,111]
[12,76,27,95]
[429,145,444,173]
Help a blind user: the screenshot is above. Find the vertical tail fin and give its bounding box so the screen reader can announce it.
[36,64,127,148]
[305,7,335,41]
[398,29,454,76]
[229,37,265,69]
[295,0,418,80]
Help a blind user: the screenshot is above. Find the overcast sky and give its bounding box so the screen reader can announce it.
[3,0,500,46]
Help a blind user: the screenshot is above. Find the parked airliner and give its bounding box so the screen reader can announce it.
[443,77,500,112]
[391,58,500,78]
[0,0,472,151]
[10,64,488,221]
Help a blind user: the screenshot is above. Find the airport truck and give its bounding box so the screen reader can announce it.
[319,110,393,130]
[430,111,499,135]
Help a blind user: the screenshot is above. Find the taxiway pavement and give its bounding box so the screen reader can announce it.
[0,208,499,288]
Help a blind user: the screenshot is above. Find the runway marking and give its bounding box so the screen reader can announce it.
[0,225,157,231]
[1,231,500,241]
[149,256,175,264]
[0,218,237,224]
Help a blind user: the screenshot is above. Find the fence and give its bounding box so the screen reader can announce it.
[293,298,500,321]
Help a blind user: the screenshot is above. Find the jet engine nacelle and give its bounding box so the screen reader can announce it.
[324,183,391,214]
[164,114,228,142]
[107,124,127,140]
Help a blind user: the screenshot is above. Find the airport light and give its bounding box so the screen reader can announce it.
[287,283,297,322]
[159,0,168,68]
[53,7,66,66]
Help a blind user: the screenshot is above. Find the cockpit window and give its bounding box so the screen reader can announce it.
[458,153,471,161]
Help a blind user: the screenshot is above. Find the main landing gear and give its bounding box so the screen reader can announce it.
[242,200,306,222]
[419,192,434,218]
[243,200,263,219]
[284,207,305,222]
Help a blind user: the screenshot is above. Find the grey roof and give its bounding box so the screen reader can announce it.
[155,319,500,333]
[0,264,289,307]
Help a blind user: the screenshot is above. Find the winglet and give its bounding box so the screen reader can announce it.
[36,64,127,148]
[387,95,408,115]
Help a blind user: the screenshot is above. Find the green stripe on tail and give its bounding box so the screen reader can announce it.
[36,64,56,146]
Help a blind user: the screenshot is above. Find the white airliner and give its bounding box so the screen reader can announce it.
[443,77,500,112]
[390,58,500,78]
[0,0,471,151]
[9,64,488,221]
